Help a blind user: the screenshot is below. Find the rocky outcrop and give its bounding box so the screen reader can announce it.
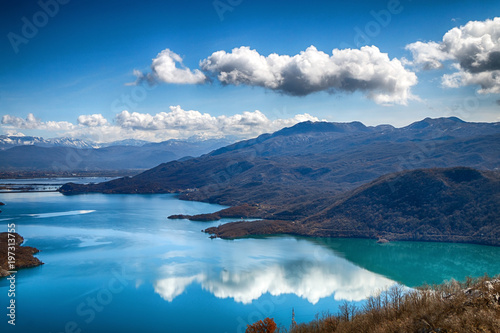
[168,204,267,221]
[0,233,43,277]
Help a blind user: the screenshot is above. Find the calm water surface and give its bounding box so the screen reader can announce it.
[1,190,499,333]
[0,177,118,192]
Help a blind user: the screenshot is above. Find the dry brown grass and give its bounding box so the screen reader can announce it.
[279,275,500,333]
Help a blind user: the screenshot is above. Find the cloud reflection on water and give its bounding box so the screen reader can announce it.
[17,223,397,305]
[154,240,396,304]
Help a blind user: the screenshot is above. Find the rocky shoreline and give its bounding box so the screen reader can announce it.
[0,233,43,277]
[168,204,265,221]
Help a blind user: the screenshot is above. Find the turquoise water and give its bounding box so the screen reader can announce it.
[1,191,499,333]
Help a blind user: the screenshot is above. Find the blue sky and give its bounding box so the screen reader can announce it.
[1,0,499,142]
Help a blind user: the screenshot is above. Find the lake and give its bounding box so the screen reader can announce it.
[0,177,118,192]
[1,189,500,333]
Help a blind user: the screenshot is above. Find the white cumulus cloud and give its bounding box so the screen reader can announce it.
[116,106,217,131]
[406,17,500,94]
[115,105,319,138]
[2,113,41,129]
[405,41,453,70]
[77,114,108,127]
[135,49,207,85]
[200,45,418,105]
[2,113,75,131]
[1,107,320,143]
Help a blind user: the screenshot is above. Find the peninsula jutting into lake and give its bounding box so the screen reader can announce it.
[0,232,43,277]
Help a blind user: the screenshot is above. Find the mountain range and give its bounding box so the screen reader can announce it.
[0,135,99,149]
[60,117,499,200]
[0,136,233,171]
[59,117,500,246]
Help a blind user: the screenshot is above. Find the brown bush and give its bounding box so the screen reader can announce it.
[246,317,278,333]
